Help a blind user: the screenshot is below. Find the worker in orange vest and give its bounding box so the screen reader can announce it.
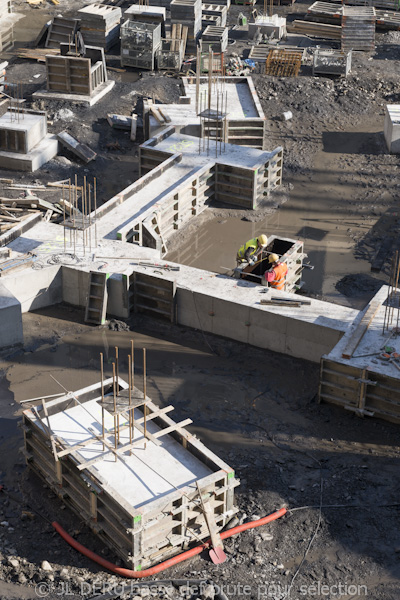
[264,253,288,290]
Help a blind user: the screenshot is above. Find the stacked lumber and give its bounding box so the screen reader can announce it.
[170,0,202,54]
[17,47,60,62]
[78,3,122,51]
[287,19,341,38]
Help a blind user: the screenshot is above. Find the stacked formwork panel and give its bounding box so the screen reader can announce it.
[121,21,161,70]
[341,6,376,52]
[202,4,228,27]
[22,378,239,570]
[171,0,202,55]
[124,4,166,37]
[0,0,13,52]
[78,4,122,51]
[200,25,228,51]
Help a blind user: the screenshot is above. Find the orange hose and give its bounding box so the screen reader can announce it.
[52,507,287,579]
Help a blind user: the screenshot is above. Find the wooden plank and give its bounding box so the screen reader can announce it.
[57,131,97,163]
[341,300,381,359]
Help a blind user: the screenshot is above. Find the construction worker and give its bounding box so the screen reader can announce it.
[236,234,268,265]
[264,253,288,290]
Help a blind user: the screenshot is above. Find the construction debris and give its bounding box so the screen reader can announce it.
[57,131,97,163]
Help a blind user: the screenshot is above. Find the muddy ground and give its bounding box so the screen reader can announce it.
[1,0,400,598]
[1,309,400,600]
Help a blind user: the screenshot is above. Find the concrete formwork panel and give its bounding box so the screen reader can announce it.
[23,377,238,569]
[319,286,400,423]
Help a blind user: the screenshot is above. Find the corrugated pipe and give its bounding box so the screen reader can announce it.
[52,507,287,579]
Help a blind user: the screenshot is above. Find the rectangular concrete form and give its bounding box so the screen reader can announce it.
[319,286,400,423]
[22,377,238,569]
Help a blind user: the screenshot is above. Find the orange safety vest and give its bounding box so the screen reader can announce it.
[270,262,288,290]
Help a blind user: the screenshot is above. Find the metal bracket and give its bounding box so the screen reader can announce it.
[356,379,377,386]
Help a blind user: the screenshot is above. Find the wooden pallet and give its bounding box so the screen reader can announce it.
[265,48,303,77]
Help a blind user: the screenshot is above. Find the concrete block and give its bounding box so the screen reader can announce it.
[0,281,23,348]
[0,134,58,172]
[384,105,400,153]
[0,111,47,154]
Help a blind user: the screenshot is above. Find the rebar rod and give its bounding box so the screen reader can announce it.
[128,354,133,451]
[112,362,117,459]
[62,183,66,253]
[88,183,92,253]
[94,177,98,248]
[100,352,105,450]
[391,251,400,325]
[143,347,147,449]
[131,339,134,390]
[383,254,395,333]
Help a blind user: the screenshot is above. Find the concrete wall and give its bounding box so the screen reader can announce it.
[0,281,23,348]
[176,288,344,363]
[4,265,62,313]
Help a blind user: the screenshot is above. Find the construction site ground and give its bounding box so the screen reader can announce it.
[0,0,400,598]
[1,309,400,599]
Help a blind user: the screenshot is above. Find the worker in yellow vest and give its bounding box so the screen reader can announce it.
[264,253,288,290]
[236,234,268,265]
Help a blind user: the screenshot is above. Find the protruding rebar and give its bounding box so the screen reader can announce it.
[100,352,105,450]
[112,362,117,459]
[143,347,147,448]
[94,177,98,248]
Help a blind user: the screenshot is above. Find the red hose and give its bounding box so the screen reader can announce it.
[52,507,286,579]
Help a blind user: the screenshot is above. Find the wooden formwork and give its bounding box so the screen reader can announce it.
[22,377,239,570]
[129,271,176,322]
[214,163,257,208]
[265,49,303,77]
[46,55,92,95]
[319,357,400,423]
[143,163,216,249]
[45,16,79,49]
[226,118,265,150]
